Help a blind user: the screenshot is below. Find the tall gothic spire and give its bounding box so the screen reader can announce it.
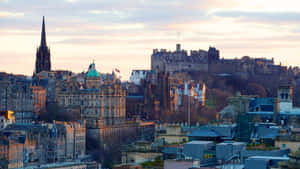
[34,16,51,74]
[41,16,46,47]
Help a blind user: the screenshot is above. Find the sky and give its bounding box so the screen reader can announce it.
[1,0,300,80]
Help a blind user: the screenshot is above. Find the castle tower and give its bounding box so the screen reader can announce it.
[208,47,220,64]
[35,16,51,74]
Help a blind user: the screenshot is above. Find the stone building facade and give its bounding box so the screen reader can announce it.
[169,79,206,113]
[0,134,25,169]
[33,71,57,103]
[0,111,15,130]
[56,62,126,127]
[151,44,219,73]
[0,121,86,168]
[56,62,139,150]
[151,44,287,77]
[130,70,151,85]
[0,77,34,124]
[31,86,46,113]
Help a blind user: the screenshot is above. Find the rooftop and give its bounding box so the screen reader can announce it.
[185,141,213,145]
[188,129,220,137]
[18,161,90,169]
[248,156,289,160]
[218,141,245,146]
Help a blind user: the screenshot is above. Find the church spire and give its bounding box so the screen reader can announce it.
[34,16,51,74]
[41,16,46,46]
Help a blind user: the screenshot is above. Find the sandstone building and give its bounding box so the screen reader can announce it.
[0,76,34,124]
[56,62,126,127]
[31,86,46,113]
[56,62,139,149]
[0,121,86,168]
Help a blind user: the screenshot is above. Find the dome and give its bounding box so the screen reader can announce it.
[87,62,99,78]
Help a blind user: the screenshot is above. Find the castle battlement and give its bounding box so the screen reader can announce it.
[151,44,219,73]
[151,44,285,77]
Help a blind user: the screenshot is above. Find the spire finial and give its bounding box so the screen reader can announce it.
[41,16,47,46]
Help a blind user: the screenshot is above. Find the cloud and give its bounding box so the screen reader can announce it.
[88,10,129,19]
[189,0,238,10]
[291,28,300,33]
[65,0,80,3]
[213,10,300,23]
[0,11,24,17]
[1,0,300,80]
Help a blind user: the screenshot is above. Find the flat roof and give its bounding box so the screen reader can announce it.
[18,161,91,169]
[217,142,245,145]
[247,111,273,114]
[185,141,213,145]
[248,156,289,160]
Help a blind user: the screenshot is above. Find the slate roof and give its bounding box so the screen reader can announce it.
[252,126,280,139]
[188,125,236,138]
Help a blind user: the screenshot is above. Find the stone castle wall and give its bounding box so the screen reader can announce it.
[151,44,287,80]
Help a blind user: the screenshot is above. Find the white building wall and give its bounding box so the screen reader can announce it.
[130,70,150,85]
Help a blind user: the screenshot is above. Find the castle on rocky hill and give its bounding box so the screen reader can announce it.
[151,44,288,78]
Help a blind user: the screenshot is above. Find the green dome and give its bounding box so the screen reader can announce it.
[87,69,99,77]
[87,63,99,77]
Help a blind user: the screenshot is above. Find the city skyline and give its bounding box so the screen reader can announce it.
[1,0,300,80]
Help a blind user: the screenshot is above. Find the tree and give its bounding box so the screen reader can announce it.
[244,83,267,97]
[225,76,249,93]
[39,102,80,122]
[208,89,232,111]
